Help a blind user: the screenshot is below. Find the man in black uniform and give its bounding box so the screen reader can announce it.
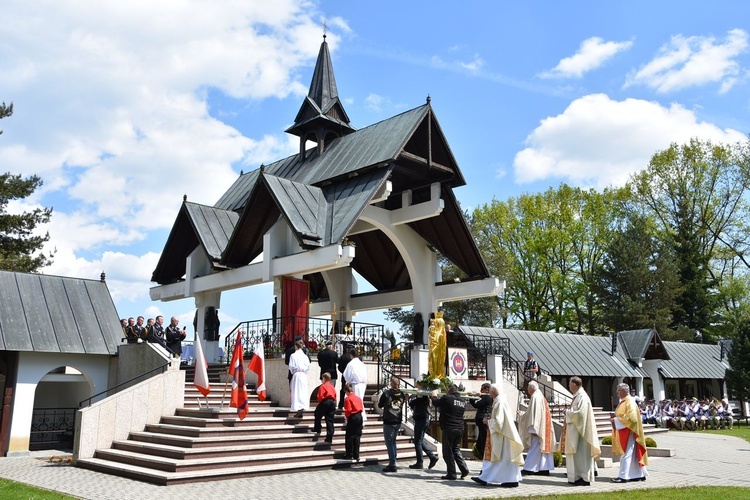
[337,344,353,409]
[124,317,139,344]
[470,382,493,459]
[408,381,439,470]
[317,341,339,386]
[165,316,186,358]
[432,384,469,480]
[148,315,166,347]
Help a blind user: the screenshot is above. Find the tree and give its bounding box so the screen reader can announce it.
[725,319,750,403]
[593,214,680,336]
[0,102,53,272]
[471,184,623,333]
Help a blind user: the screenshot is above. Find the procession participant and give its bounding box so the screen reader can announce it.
[408,382,439,470]
[342,383,363,462]
[312,372,336,443]
[563,376,600,486]
[343,348,368,420]
[472,384,524,488]
[611,383,649,483]
[431,384,469,481]
[470,382,493,464]
[378,376,405,472]
[337,345,353,409]
[317,340,339,385]
[289,340,311,418]
[518,380,557,476]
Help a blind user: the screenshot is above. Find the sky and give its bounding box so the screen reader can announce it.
[1,1,749,348]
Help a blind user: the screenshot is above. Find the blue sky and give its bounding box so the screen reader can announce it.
[1,1,748,345]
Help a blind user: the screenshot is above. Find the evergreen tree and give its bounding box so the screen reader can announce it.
[593,215,680,336]
[725,319,750,403]
[0,102,53,272]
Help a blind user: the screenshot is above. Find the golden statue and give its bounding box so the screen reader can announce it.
[428,311,447,378]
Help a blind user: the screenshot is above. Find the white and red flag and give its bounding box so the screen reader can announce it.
[248,341,267,402]
[193,337,210,397]
[229,331,249,420]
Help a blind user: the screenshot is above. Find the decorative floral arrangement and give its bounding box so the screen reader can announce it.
[48,455,73,465]
[417,373,453,392]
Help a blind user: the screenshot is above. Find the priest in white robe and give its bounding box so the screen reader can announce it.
[519,380,557,476]
[563,376,600,486]
[611,383,649,483]
[289,340,311,417]
[343,348,368,420]
[472,384,524,488]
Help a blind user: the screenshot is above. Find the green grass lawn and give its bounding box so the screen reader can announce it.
[702,424,750,444]
[478,486,750,500]
[0,479,76,499]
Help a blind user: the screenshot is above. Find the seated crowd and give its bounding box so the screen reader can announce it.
[639,397,735,430]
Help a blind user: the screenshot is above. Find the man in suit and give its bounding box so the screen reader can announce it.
[317,341,339,388]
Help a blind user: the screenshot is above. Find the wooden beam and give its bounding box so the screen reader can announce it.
[399,151,454,174]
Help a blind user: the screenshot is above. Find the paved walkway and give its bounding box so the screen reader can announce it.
[0,431,748,499]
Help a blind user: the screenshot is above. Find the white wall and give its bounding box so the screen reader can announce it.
[8,351,111,455]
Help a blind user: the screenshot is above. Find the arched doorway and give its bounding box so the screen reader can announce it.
[29,366,92,451]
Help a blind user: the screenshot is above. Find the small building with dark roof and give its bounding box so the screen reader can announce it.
[456,326,731,410]
[0,270,122,456]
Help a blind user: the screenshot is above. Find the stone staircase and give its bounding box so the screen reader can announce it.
[77,364,416,485]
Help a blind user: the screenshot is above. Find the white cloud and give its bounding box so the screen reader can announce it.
[626,29,749,93]
[364,93,391,112]
[0,1,339,314]
[540,37,633,79]
[514,94,746,188]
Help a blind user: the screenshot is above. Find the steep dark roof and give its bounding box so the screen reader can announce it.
[153,41,489,294]
[286,37,354,138]
[618,329,670,361]
[151,201,239,284]
[0,271,121,355]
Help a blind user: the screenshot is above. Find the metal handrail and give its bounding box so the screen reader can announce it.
[78,361,169,408]
[224,315,384,360]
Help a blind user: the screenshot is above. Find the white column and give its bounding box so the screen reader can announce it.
[642,359,665,401]
[486,354,503,385]
[194,291,222,363]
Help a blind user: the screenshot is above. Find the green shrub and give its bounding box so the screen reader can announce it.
[600,435,612,445]
[552,451,563,467]
[472,443,482,459]
[645,437,657,447]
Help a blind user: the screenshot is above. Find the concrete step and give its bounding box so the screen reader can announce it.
[112,433,413,460]
[78,450,415,486]
[97,441,417,472]
[128,424,389,448]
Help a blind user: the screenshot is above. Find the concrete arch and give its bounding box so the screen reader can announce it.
[7,352,110,455]
[358,206,439,316]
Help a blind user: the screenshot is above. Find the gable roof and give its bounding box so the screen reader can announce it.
[151,201,239,284]
[0,271,121,355]
[154,103,489,291]
[618,329,670,361]
[456,326,730,382]
[457,326,646,378]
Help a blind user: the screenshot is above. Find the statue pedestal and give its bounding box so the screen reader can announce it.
[411,346,429,380]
